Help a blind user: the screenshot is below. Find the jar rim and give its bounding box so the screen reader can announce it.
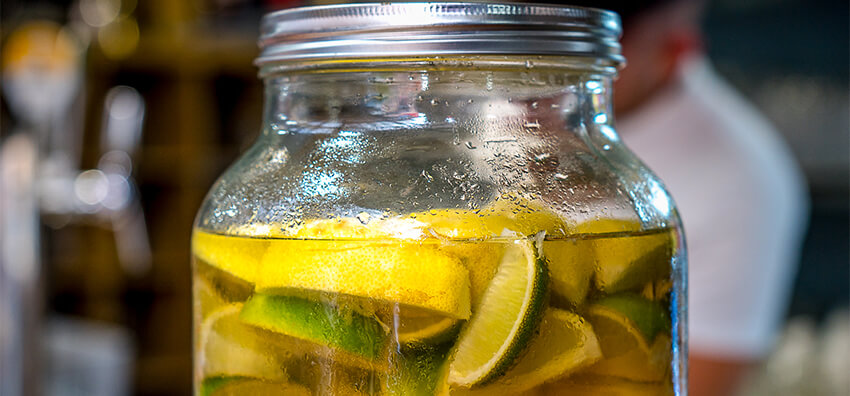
[256,2,624,67]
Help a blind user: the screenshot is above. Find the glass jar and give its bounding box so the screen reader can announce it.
[192,3,686,395]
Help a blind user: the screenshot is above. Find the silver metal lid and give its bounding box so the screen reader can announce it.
[256,2,623,66]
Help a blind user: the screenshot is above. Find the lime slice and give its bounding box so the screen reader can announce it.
[256,240,471,319]
[200,377,310,396]
[192,230,268,283]
[239,293,387,360]
[453,308,602,395]
[542,239,594,307]
[576,219,673,294]
[198,304,285,381]
[448,239,549,387]
[582,295,671,382]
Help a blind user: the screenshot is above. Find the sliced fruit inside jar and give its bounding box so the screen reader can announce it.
[534,374,674,396]
[255,240,471,319]
[199,377,310,396]
[388,306,462,345]
[452,308,602,395]
[192,231,269,284]
[542,238,594,307]
[239,293,388,360]
[198,304,286,382]
[577,219,673,294]
[448,239,549,387]
[582,294,672,382]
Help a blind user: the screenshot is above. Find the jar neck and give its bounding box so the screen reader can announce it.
[259,58,617,142]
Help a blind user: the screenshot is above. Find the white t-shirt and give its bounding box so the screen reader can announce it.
[618,56,809,359]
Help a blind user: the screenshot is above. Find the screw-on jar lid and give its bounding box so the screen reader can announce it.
[256,2,623,66]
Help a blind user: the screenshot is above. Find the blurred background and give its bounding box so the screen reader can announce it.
[0,0,846,395]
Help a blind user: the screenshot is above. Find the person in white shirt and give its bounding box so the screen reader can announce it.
[557,0,809,394]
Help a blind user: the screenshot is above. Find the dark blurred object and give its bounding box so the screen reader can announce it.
[703,0,849,320]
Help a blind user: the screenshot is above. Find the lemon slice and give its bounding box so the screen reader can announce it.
[192,230,269,283]
[198,304,285,381]
[453,308,602,395]
[239,293,387,360]
[542,239,594,307]
[583,295,671,382]
[200,377,310,396]
[448,239,548,387]
[256,240,471,319]
[576,219,673,294]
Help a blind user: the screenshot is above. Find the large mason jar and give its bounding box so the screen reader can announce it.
[192,3,686,395]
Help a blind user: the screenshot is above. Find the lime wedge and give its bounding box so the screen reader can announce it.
[200,377,310,396]
[582,295,671,382]
[453,308,602,395]
[239,293,387,360]
[576,219,673,294]
[192,230,268,283]
[542,239,594,307]
[448,239,549,387]
[198,304,285,381]
[256,240,471,319]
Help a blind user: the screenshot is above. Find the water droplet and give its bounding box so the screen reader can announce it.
[430,99,440,106]
[525,60,534,68]
[467,99,474,104]
[356,212,371,225]
[421,170,434,183]
[554,173,568,180]
[550,103,560,109]
[465,141,476,149]
[531,101,539,109]
[603,144,611,151]
[523,121,541,129]
[534,153,551,162]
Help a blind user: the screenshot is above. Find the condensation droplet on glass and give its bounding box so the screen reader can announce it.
[550,103,560,109]
[465,141,476,149]
[485,73,494,91]
[554,173,568,180]
[285,120,298,126]
[430,99,440,106]
[534,153,550,162]
[531,101,539,109]
[603,144,611,151]
[523,121,540,129]
[421,170,434,183]
[525,60,534,68]
[356,212,370,225]
[467,99,474,104]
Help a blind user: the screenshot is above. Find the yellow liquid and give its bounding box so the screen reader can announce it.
[192,227,677,395]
